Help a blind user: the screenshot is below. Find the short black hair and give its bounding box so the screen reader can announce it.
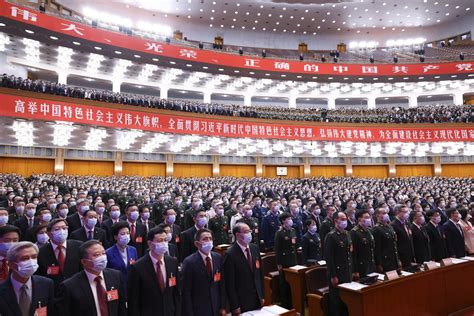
[157,223,170,230]
[47,218,68,232]
[147,226,166,242]
[193,209,206,218]
[446,208,458,219]
[304,219,315,228]
[195,228,213,241]
[232,222,247,236]
[82,209,97,217]
[332,211,345,220]
[355,210,369,220]
[0,225,21,238]
[138,204,150,213]
[279,212,291,223]
[110,221,130,237]
[32,224,48,240]
[78,240,102,260]
[125,203,138,212]
[425,210,439,219]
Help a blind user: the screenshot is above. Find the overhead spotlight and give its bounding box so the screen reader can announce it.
[369,56,374,63]
[393,56,398,63]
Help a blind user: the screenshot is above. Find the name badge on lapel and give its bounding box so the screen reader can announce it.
[214,271,221,282]
[135,236,143,243]
[47,265,60,275]
[255,259,260,269]
[34,302,47,316]
[107,288,119,301]
[169,273,177,287]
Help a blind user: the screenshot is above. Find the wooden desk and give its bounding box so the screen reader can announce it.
[283,266,313,316]
[213,244,230,257]
[338,260,474,316]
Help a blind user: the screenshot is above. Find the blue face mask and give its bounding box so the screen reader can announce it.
[197,217,207,227]
[89,255,107,273]
[153,242,169,256]
[86,218,98,229]
[200,241,213,254]
[167,215,176,224]
[0,242,14,255]
[118,234,130,247]
[36,233,49,245]
[129,211,139,221]
[242,232,253,245]
[51,229,68,244]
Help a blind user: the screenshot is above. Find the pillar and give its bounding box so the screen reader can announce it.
[57,71,68,85]
[212,156,220,177]
[344,157,353,177]
[112,80,121,93]
[244,94,252,107]
[303,157,311,177]
[256,156,263,177]
[166,154,174,177]
[388,157,396,177]
[160,86,169,99]
[327,97,336,110]
[367,97,376,109]
[54,148,65,174]
[289,95,297,109]
[114,152,123,176]
[203,91,211,104]
[434,156,442,176]
[453,93,464,105]
[408,95,417,108]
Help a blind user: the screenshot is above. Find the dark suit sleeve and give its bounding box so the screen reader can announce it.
[373,227,382,267]
[127,264,140,316]
[54,281,70,315]
[274,231,283,266]
[172,258,181,316]
[350,230,359,273]
[223,252,239,312]
[179,231,190,262]
[324,233,336,279]
[180,258,194,316]
[117,272,127,316]
[301,236,309,264]
[443,224,455,257]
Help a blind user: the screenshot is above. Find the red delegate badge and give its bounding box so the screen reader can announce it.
[107,289,119,301]
[47,266,60,275]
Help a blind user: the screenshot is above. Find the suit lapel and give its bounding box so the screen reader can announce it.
[78,271,97,315]
[144,254,161,293]
[0,278,22,315]
[112,245,126,270]
[233,243,253,274]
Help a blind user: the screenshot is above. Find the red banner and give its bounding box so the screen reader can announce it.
[1,1,473,78]
[1,93,472,143]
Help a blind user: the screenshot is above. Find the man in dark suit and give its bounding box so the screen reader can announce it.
[223,222,264,315]
[127,226,180,316]
[410,211,431,263]
[157,224,178,258]
[425,210,448,261]
[37,219,82,289]
[0,225,21,282]
[138,205,155,234]
[14,203,38,240]
[391,205,415,268]
[125,204,147,258]
[180,209,208,262]
[372,207,400,273]
[55,240,127,316]
[164,208,182,246]
[319,206,336,257]
[443,208,467,258]
[70,209,107,246]
[101,204,123,242]
[0,241,55,316]
[66,199,91,235]
[182,228,226,316]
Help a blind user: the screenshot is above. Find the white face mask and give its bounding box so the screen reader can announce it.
[16,259,39,278]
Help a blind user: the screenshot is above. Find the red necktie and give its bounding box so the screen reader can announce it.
[245,248,253,271]
[94,276,109,316]
[206,256,212,277]
[57,245,65,272]
[156,260,165,292]
[130,224,136,240]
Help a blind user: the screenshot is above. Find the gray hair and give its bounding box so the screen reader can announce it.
[6,241,38,262]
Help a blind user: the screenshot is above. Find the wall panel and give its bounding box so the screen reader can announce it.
[220,164,256,178]
[263,165,302,178]
[0,157,54,176]
[352,165,388,178]
[396,164,434,177]
[173,163,212,178]
[64,160,114,176]
[122,162,166,177]
[310,165,346,177]
[441,164,474,178]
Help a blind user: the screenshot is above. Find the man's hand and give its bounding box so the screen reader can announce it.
[352,272,360,281]
[376,265,383,273]
[331,276,339,286]
[261,299,265,307]
[219,308,227,316]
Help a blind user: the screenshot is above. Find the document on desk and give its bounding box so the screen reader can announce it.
[338,282,369,291]
[367,272,385,281]
[460,256,474,261]
[317,260,326,266]
[289,264,307,271]
[451,258,468,264]
[400,271,414,276]
[241,305,290,315]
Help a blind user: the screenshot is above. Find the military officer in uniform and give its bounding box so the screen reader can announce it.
[274,213,297,309]
[301,219,321,265]
[320,205,336,257]
[350,210,375,279]
[237,205,260,245]
[208,204,229,246]
[324,211,352,316]
[172,195,187,228]
[261,200,281,251]
[372,207,400,273]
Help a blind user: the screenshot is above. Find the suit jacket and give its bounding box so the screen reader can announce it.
[127,221,147,258]
[223,243,264,313]
[425,221,448,261]
[127,253,180,316]
[0,275,55,316]
[167,243,178,259]
[70,226,108,246]
[169,224,182,245]
[182,251,225,316]
[391,219,415,267]
[37,240,83,289]
[137,219,156,233]
[180,226,198,262]
[411,224,431,263]
[14,216,39,241]
[106,244,138,279]
[66,213,82,235]
[55,269,127,316]
[101,218,124,241]
[443,220,466,258]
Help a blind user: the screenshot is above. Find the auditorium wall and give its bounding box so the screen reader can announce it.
[63,160,114,176]
[310,165,346,177]
[0,157,54,176]
[263,165,303,178]
[441,164,474,178]
[352,165,389,178]
[396,164,434,177]
[220,164,256,178]
[122,162,166,177]
[173,163,213,178]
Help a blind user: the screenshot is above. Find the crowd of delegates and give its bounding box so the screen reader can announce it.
[0,173,473,315]
[2,74,473,124]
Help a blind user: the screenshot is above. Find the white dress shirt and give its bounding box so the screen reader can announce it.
[150,254,167,286]
[10,275,32,305]
[84,270,106,316]
[52,241,67,261]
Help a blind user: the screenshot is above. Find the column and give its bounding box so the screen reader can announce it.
[203,91,212,104]
[160,86,169,99]
[327,97,336,110]
[388,157,396,177]
[256,156,263,177]
[112,80,122,93]
[433,156,442,176]
[244,94,252,107]
[54,148,65,175]
[57,71,68,85]
[166,154,174,177]
[114,152,123,176]
[212,156,220,177]
[408,95,417,108]
[303,157,311,177]
[453,93,464,105]
[367,96,376,109]
[289,95,297,109]
[344,157,353,177]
